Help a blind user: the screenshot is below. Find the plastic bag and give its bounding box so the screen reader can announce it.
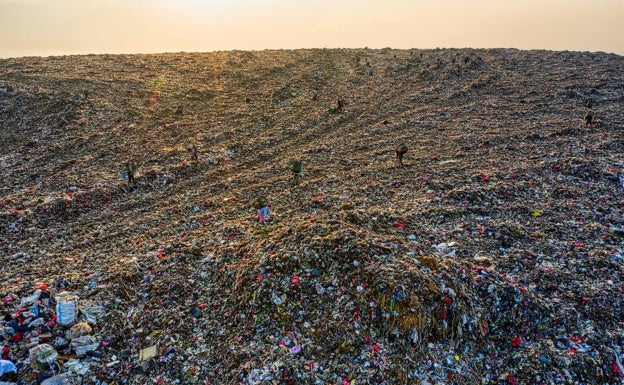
[29,344,58,370]
[65,322,92,341]
[70,335,99,356]
[0,359,17,376]
[55,292,78,326]
[40,374,72,385]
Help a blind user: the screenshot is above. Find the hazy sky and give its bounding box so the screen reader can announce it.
[1,0,623,58]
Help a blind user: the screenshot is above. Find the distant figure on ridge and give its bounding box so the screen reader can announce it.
[396,144,408,167]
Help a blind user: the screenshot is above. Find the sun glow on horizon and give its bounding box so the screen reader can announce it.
[0,0,622,58]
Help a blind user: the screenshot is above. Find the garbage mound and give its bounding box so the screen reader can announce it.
[1,48,624,384]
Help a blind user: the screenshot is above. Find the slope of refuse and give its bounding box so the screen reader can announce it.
[1,48,624,384]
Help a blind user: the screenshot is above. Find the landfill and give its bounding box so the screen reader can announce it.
[1,48,623,384]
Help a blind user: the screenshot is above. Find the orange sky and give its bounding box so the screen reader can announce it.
[0,0,622,58]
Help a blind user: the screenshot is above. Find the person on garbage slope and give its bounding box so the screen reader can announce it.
[125,162,137,184]
[291,158,303,185]
[584,110,594,127]
[187,144,199,163]
[337,99,344,112]
[175,102,183,118]
[254,197,271,223]
[396,143,408,167]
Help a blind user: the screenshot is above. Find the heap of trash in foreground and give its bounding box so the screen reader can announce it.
[1,48,623,384]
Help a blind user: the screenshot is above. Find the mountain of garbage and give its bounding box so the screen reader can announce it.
[1,48,623,384]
